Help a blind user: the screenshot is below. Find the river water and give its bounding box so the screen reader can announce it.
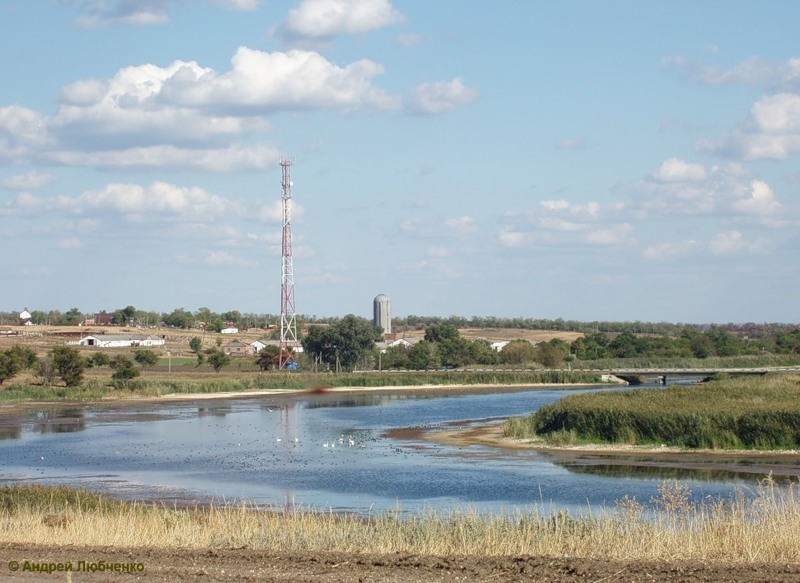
[0,385,784,516]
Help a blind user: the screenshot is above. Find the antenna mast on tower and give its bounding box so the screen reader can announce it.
[279,157,298,369]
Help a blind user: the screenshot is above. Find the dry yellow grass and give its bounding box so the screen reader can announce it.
[3,479,799,562]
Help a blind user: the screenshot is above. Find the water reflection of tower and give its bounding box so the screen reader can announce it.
[280,402,296,512]
[373,294,391,338]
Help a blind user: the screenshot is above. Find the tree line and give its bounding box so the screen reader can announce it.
[4,306,797,339]
[0,345,168,387]
[302,321,800,373]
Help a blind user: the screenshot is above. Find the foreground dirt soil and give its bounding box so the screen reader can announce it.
[4,543,800,582]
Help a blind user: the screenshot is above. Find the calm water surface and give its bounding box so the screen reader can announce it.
[0,385,771,515]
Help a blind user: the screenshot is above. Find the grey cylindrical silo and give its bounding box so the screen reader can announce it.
[373,294,391,335]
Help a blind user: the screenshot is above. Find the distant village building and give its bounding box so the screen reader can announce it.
[250,339,272,353]
[388,337,416,349]
[220,327,239,334]
[80,313,114,327]
[223,340,253,356]
[77,334,165,348]
[19,308,32,326]
[376,337,419,353]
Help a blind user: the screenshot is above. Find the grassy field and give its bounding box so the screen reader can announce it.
[504,374,800,450]
[2,479,799,562]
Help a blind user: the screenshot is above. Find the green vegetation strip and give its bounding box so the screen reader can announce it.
[505,374,800,450]
[0,370,602,403]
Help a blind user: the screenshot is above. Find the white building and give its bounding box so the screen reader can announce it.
[250,339,304,354]
[78,334,165,348]
[19,308,32,326]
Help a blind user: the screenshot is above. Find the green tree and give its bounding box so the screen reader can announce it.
[205,348,231,373]
[63,307,84,326]
[302,315,382,372]
[8,345,38,370]
[706,326,742,357]
[189,336,205,367]
[163,308,195,329]
[112,305,137,326]
[408,340,439,370]
[609,331,640,358]
[0,351,21,385]
[500,339,538,365]
[50,345,86,387]
[221,310,242,326]
[466,339,499,365]
[256,345,280,371]
[571,333,610,360]
[533,340,566,368]
[133,349,159,370]
[680,329,711,358]
[436,336,472,368]
[378,345,410,369]
[86,352,111,368]
[110,355,140,381]
[424,323,460,343]
[206,318,224,333]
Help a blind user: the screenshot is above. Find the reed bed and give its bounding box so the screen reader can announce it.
[2,480,799,562]
[506,374,800,449]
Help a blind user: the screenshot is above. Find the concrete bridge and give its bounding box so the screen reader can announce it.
[600,366,800,385]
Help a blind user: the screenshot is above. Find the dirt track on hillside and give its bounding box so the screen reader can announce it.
[4,543,800,582]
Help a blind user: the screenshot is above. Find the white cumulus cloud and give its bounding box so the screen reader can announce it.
[708,230,771,255]
[281,0,404,44]
[643,240,697,260]
[497,200,628,249]
[159,47,400,112]
[634,162,785,221]
[1,171,57,191]
[408,78,479,115]
[698,93,800,161]
[663,55,800,91]
[74,0,258,29]
[3,181,284,225]
[0,47,403,170]
[651,158,707,182]
[731,180,782,216]
[444,216,478,237]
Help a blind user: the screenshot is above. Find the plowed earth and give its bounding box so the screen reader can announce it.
[3,544,800,582]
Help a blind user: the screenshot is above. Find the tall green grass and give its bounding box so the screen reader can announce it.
[505,374,800,450]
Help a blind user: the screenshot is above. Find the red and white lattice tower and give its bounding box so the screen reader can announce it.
[279,158,298,369]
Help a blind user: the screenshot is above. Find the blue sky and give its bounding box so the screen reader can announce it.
[1,1,798,324]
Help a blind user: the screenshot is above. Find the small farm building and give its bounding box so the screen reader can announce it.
[78,335,165,348]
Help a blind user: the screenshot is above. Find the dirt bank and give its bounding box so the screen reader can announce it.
[3,543,800,582]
